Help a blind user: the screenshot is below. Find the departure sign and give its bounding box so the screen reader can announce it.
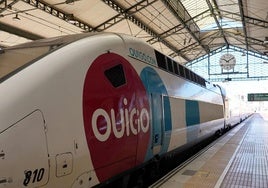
[248,93,268,101]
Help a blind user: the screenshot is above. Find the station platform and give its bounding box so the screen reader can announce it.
[150,113,268,188]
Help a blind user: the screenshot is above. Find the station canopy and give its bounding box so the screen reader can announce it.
[0,0,268,81]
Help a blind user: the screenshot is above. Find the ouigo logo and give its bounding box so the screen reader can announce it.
[83,52,150,182]
[91,98,150,142]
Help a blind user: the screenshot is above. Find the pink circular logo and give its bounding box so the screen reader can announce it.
[83,53,150,182]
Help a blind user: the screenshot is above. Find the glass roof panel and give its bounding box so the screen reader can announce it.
[181,0,215,30]
[181,0,242,32]
[201,18,243,31]
[181,0,209,16]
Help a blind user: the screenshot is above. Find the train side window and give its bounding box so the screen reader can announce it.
[197,75,202,85]
[191,71,194,82]
[191,72,196,83]
[155,50,167,69]
[191,72,195,82]
[185,68,191,80]
[173,61,179,75]
[195,74,199,83]
[196,76,200,85]
[201,78,206,86]
[104,64,126,88]
[179,64,185,78]
[197,76,205,86]
[167,58,173,72]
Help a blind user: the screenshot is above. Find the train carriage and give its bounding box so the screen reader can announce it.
[0,33,232,187]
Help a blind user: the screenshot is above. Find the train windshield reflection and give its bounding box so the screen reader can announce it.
[0,34,91,82]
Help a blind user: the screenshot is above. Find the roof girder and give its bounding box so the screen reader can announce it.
[147,9,213,46]
[219,8,268,29]
[14,0,190,61]
[161,0,210,54]
[21,0,95,31]
[101,0,190,61]
[205,0,229,48]
[0,0,266,66]
[225,30,265,49]
[0,0,19,13]
[238,0,249,51]
[94,0,158,31]
[147,24,184,45]
[187,44,268,67]
[0,0,7,10]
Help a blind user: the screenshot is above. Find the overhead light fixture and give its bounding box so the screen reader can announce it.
[65,14,76,23]
[68,19,76,24]
[234,28,240,35]
[12,13,20,21]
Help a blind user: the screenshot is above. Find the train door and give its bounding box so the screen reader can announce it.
[216,84,227,129]
[140,67,172,159]
[144,69,164,155]
[150,93,163,154]
[0,110,49,188]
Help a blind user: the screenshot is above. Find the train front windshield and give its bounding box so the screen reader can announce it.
[0,34,91,83]
[0,46,53,82]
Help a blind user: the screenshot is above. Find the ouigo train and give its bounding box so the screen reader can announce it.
[0,33,248,187]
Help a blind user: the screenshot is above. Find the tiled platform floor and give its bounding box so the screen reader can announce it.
[150,113,268,188]
[220,113,268,188]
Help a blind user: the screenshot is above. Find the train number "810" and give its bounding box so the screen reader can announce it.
[23,168,45,186]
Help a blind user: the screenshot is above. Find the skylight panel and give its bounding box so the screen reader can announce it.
[201,18,243,31]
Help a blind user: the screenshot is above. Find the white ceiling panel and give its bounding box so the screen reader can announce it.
[44,0,118,27]
[0,1,83,38]
[0,0,267,65]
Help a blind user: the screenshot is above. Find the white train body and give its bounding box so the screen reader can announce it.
[0,33,231,187]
